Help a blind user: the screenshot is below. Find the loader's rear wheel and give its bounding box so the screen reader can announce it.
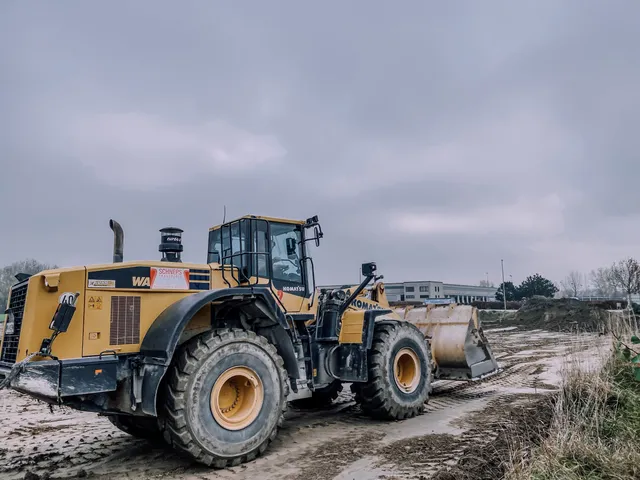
[161,328,289,468]
[107,414,164,444]
[351,321,432,420]
[290,380,343,409]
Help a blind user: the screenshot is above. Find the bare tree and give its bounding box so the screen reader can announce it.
[589,267,617,297]
[478,279,494,287]
[609,257,640,306]
[0,259,58,308]
[553,282,563,298]
[560,271,585,297]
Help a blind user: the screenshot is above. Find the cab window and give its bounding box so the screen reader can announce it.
[253,220,269,278]
[207,229,221,263]
[207,221,249,270]
[270,223,303,284]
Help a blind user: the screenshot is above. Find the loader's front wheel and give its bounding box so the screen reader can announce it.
[352,321,432,420]
[161,328,289,468]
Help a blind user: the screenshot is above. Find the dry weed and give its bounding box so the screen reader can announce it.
[509,317,640,480]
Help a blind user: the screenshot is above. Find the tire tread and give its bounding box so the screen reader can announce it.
[161,328,289,467]
[351,321,433,420]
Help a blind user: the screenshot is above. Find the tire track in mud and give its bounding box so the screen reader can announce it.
[373,429,500,479]
[285,355,554,428]
[0,330,598,480]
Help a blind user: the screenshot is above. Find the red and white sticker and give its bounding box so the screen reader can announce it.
[150,267,190,290]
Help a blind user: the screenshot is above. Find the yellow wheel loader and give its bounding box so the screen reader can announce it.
[0,214,499,468]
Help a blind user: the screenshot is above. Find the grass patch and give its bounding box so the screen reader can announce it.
[510,336,640,480]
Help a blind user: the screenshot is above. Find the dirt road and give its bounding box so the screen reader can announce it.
[0,327,610,480]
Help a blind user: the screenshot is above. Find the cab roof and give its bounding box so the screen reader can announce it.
[209,215,305,231]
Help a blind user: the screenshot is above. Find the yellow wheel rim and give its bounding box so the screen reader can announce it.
[210,366,264,431]
[393,348,421,393]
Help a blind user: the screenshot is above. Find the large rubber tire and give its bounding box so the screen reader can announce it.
[290,380,343,409]
[107,414,164,444]
[351,321,433,420]
[161,328,289,468]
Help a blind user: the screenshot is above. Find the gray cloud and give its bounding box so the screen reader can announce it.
[2,0,640,287]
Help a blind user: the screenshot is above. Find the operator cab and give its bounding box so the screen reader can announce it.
[207,215,323,313]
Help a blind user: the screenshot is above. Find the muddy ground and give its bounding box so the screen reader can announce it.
[0,327,611,480]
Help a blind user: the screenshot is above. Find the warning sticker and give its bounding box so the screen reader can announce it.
[88,279,115,289]
[150,267,190,290]
[88,296,103,310]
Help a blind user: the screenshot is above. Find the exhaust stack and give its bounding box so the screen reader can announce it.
[109,219,124,263]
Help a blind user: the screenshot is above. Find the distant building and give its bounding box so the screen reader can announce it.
[320,280,498,304]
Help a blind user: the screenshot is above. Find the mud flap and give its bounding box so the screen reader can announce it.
[394,304,500,381]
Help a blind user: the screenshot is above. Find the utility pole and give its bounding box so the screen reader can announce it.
[501,259,507,311]
[486,272,489,285]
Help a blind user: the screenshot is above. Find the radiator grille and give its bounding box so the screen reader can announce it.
[110,296,140,345]
[1,282,29,364]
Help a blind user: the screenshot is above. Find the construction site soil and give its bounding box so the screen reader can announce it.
[0,322,612,480]
[480,297,630,333]
[431,394,554,480]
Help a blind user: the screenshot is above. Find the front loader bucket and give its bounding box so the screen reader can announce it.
[394,304,500,381]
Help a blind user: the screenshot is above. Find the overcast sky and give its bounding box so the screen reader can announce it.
[2,1,640,287]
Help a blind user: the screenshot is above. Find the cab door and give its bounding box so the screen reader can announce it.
[267,222,307,313]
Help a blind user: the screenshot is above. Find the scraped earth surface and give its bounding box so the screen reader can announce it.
[0,327,612,480]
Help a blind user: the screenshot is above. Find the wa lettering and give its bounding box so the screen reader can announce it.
[132,276,150,287]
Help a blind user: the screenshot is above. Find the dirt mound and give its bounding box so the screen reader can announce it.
[480,297,616,333]
[513,297,610,332]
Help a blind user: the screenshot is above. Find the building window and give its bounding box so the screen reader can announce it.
[406,287,414,292]
[419,286,428,292]
[420,294,429,299]
[406,294,415,299]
